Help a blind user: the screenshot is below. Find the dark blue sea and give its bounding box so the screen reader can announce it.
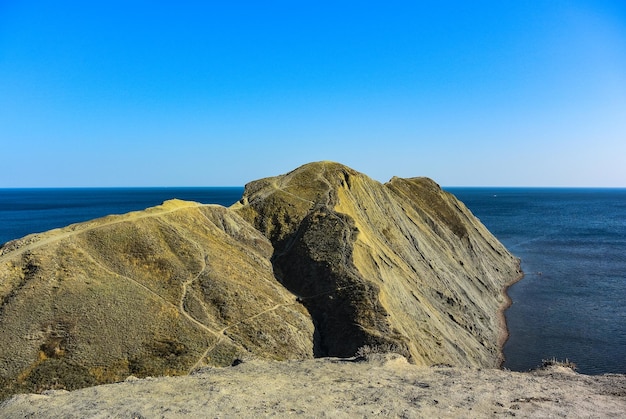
[1,187,625,375]
[0,188,244,246]
[448,188,626,375]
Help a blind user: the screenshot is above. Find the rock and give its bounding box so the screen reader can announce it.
[232,161,521,366]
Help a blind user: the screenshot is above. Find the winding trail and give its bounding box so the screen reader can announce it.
[178,253,222,339]
[1,197,335,375]
[0,200,299,375]
[179,251,227,374]
[187,301,299,373]
[83,252,179,311]
[81,230,302,375]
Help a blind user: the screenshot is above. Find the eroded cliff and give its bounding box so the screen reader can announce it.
[232,161,521,366]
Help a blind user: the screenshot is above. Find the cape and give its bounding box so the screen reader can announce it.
[0,161,520,398]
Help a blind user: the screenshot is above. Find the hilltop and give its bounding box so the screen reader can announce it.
[232,161,521,365]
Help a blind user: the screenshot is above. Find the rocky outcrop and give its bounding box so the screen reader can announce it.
[1,161,521,399]
[232,161,521,366]
[0,200,313,399]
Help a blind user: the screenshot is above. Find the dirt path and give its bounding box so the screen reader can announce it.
[187,300,299,373]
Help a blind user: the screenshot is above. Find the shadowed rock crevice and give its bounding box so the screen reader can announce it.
[271,207,397,357]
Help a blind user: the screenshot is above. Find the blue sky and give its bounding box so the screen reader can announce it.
[1,1,625,187]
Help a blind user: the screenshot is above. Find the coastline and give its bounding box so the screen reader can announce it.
[497,259,525,368]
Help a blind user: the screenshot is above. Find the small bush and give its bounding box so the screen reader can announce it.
[541,357,577,371]
[25,358,97,393]
[355,343,409,360]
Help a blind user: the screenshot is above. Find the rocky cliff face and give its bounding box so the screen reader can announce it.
[232,161,521,366]
[0,162,520,399]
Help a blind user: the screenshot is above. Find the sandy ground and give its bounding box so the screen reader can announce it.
[1,354,624,418]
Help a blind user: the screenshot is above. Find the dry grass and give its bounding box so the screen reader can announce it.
[541,357,578,371]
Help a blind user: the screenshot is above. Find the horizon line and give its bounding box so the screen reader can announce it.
[2,185,626,190]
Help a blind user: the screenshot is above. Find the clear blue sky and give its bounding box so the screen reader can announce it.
[1,1,625,187]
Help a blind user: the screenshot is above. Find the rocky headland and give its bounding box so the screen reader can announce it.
[231,161,521,365]
[1,161,623,417]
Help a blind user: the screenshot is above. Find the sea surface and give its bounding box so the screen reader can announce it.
[1,187,625,375]
[448,188,626,375]
[0,188,244,246]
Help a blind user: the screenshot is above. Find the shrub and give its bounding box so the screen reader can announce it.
[355,343,409,360]
[541,357,577,371]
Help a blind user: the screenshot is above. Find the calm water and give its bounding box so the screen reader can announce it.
[448,188,626,374]
[1,187,625,374]
[0,188,244,245]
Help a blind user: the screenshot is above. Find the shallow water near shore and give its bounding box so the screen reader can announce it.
[1,187,625,374]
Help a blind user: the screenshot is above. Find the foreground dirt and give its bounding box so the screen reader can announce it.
[2,355,624,418]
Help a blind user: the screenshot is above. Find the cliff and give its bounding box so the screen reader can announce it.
[232,161,521,366]
[1,162,520,399]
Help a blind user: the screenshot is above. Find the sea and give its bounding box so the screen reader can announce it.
[448,188,626,375]
[1,187,625,375]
